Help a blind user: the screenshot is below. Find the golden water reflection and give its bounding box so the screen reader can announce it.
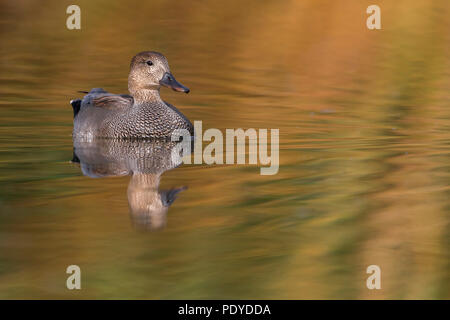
[0,0,448,299]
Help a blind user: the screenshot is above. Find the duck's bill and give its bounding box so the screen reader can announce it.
[159,72,190,93]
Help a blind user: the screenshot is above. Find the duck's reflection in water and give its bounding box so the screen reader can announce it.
[72,139,188,231]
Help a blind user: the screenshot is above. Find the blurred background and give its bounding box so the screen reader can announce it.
[0,0,448,299]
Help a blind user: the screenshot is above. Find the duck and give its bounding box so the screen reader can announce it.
[70,51,193,139]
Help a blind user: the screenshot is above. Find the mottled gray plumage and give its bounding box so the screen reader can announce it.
[71,52,193,139]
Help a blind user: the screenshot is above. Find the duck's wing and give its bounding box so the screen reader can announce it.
[91,94,134,110]
[71,88,133,117]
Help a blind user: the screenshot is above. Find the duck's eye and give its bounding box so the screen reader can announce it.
[146,61,153,66]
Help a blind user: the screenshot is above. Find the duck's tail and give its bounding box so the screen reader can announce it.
[70,99,82,118]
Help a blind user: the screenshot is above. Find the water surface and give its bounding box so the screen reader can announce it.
[0,0,449,299]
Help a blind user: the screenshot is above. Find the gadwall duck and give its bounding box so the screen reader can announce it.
[71,51,193,139]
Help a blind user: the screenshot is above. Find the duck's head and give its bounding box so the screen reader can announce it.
[128,51,190,96]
